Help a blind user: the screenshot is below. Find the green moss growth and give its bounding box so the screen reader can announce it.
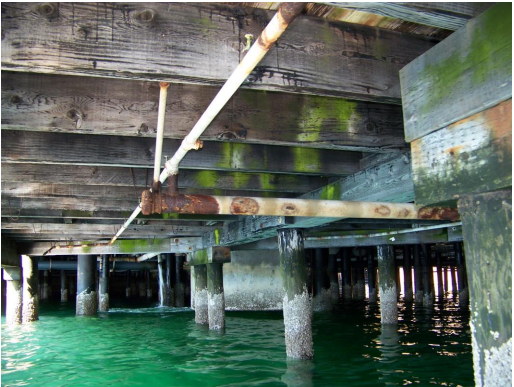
[79,241,94,253]
[195,171,219,189]
[318,183,342,200]
[292,147,321,173]
[118,239,151,253]
[214,229,221,245]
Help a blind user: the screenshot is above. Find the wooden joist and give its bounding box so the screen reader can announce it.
[1,130,361,176]
[1,2,436,103]
[2,72,406,152]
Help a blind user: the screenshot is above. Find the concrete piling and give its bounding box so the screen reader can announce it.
[175,255,185,307]
[207,263,225,330]
[60,270,68,302]
[146,271,153,300]
[355,257,366,301]
[166,254,176,306]
[76,255,98,315]
[455,243,469,302]
[403,245,413,302]
[278,228,313,360]
[22,255,39,323]
[342,248,352,299]
[450,266,458,296]
[313,249,332,311]
[41,270,49,301]
[194,264,208,324]
[377,245,397,325]
[99,255,109,312]
[367,247,377,302]
[126,270,131,298]
[421,245,434,306]
[3,267,22,324]
[413,245,423,304]
[138,270,146,298]
[436,252,444,299]
[328,249,340,304]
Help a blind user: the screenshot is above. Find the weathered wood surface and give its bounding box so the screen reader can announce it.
[1,72,406,152]
[400,3,512,142]
[411,100,512,206]
[458,189,511,387]
[1,236,20,267]
[2,170,326,194]
[321,2,491,30]
[1,3,437,103]
[188,246,231,265]
[1,130,361,176]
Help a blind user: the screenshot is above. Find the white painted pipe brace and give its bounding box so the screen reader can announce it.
[110,205,142,245]
[153,82,170,185]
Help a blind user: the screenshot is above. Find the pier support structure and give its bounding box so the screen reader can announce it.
[76,255,98,315]
[278,229,313,360]
[458,189,511,387]
[41,270,49,301]
[403,245,413,302]
[367,247,377,302]
[328,249,340,304]
[22,255,38,322]
[99,255,109,312]
[175,255,185,307]
[412,245,423,304]
[194,264,208,324]
[126,270,131,298]
[146,271,152,300]
[166,254,175,306]
[421,245,434,306]
[207,263,225,330]
[341,248,352,299]
[60,270,68,302]
[455,243,469,302]
[355,256,365,301]
[436,252,444,299]
[377,245,397,324]
[3,267,22,324]
[450,265,457,296]
[313,249,332,311]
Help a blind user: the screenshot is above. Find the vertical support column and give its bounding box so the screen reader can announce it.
[41,270,49,301]
[328,249,340,304]
[436,252,444,300]
[22,255,38,323]
[3,267,22,324]
[450,265,458,296]
[126,270,131,298]
[99,255,109,312]
[458,189,511,387]
[413,245,423,304]
[60,270,68,302]
[351,256,358,299]
[278,228,313,360]
[138,270,146,298]
[69,273,76,299]
[76,255,98,315]
[367,247,377,302]
[146,271,153,300]
[207,263,225,330]
[355,257,366,301]
[194,264,208,324]
[403,245,413,302]
[443,267,448,294]
[455,242,469,302]
[313,249,332,311]
[421,244,434,306]
[342,248,352,299]
[175,255,185,307]
[166,254,176,306]
[157,255,166,306]
[377,245,397,325]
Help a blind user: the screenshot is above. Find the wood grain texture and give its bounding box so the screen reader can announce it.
[1,72,406,152]
[1,130,361,176]
[400,3,512,142]
[411,99,512,206]
[1,2,437,103]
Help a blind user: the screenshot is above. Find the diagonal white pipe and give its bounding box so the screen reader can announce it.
[109,3,305,245]
[153,82,170,185]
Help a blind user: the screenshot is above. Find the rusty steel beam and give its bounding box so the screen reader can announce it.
[140,190,459,221]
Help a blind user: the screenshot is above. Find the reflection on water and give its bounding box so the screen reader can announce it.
[2,298,473,387]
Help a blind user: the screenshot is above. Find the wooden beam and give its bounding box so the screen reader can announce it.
[411,100,512,206]
[1,236,20,267]
[188,247,231,266]
[1,130,362,176]
[400,3,512,142]
[2,72,406,152]
[1,3,436,103]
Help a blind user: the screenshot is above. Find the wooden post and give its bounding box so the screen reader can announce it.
[194,264,208,324]
[165,254,175,306]
[99,255,109,312]
[458,189,511,387]
[367,247,377,302]
[207,263,225,330]
[450,265,458,296]
[76,255,98,315]
[313,249,332,311]
[3,268,22,324]
[60,270,68,302]
[455,242,469,303]
[443,267,448,294]
[413,245,423,304]
[355,256,366,301]
[342,248,352,299]
[22,255,39,322]
[421,245,434,306]
[278,228,313,360]
[436,252,444,300]
[403,245,413,302]
[328,249,340,304]
[175,255,185,307]
[377,245,397,324]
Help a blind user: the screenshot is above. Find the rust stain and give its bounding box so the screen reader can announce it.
[281,202,299,215]
[230,197,259,215]
[375,205,391,217]
[141,189,154,216]
[167,194,220,215]
[418,206,460,221]
[397,208,411,218]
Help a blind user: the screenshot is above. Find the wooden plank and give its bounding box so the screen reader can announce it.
[1,3,436,103]
[411,100,512,206]
[2,171,326,194]
[400,3,512,142]
[1,130,362,176]
[1,72,406,152]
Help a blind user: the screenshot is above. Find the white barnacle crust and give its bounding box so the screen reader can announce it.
[283,290,313,359]
[76,290,98,315]
[195,289,209,324]
[208,291,225,330]
[379,286,397,324]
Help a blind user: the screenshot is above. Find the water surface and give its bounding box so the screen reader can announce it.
[2,298,473,386]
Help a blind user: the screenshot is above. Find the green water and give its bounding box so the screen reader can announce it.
[2,299,473,387]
